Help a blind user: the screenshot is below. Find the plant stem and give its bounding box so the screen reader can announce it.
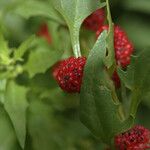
[106,0,112,24]
[70,28,81,58]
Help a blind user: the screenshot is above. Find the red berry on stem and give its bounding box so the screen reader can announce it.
[96,25,134,68]
[96,25,134,88]
[83,8,105,31]
[115,125,150,150]
[37,23,51,44]
[54,57,86,93]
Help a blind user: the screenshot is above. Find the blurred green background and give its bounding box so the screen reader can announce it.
[0,0,150,150]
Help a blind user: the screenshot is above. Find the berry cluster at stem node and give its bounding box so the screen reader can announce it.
[96,25,134,88]
[96,25,134,68]
[53,57,86,93]
[115,125,150,150]
[83,8,105,31]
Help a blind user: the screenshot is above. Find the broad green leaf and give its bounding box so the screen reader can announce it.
[0,105,21,150]
[118,49,150,117]
[4,80,28,149]
[80,31,133,144]
[24,40,63,78]
[13,0,64,24]
[51,0,105,57]
[14,35,36,60]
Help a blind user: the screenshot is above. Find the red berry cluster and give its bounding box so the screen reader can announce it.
[96,25,134,87]
[83,8,105,31]
[53,57,86,93]
[115,125,150,150]
[96,25,134,68]
[53,10,134,91]
[37,23,51,44]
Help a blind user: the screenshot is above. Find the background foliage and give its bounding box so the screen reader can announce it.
[0,0,150,150]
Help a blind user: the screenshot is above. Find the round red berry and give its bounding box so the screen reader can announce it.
[83,8,105,31]
[54,57,86,93]
[37,23,51,44]
[96,25,134,68]
[96,25,134,88]
[115,125,150,150]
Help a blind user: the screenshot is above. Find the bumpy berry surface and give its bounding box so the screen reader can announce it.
[54,57,86,93]
[37,23,51,43]
[83,8,105,31]
[96,25,134,68]
[115,125,150,150]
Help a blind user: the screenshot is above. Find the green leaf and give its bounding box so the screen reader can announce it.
[118,49,150,117]
[80,31,133,144]
[0,105,21,150]
[14,35,36,60]
[4,80,28,149]
[13,0,64,24]
[104,0,115,68]
[24,40,63,78]
[51,0,105,57]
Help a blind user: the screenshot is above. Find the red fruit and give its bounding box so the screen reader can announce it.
[96,25,134,68]
[37,23,51,44]
[83,8,105,31]
[96,25,134,88]
[115,125,150,150]
[54,57,86,93]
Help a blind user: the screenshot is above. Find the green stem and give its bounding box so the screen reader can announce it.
[106,0,112,25]
[70,28,81,58]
